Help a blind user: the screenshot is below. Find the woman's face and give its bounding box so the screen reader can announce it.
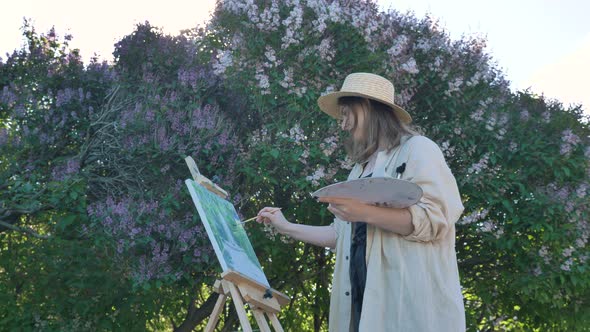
[340,104,365,140]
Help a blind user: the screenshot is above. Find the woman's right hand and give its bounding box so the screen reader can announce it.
[256,207,292,235]
[256,207,337,248]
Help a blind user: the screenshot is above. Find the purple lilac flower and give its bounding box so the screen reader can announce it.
[56,88,76,107]
[86,195,210,283]
[78,88,85,102]
[193,248,202,258]
[467,153,490,174]
[0,128,8,146]
[65,159,80,175]
[167,109,183,133]
[145,109,155,122]
[555,187,569,201]
[14,104,26,118]
[192,105,218,130]
[1,86,17,106]
[560,129,580,155]
[157,126,172,150]
[51,159,79,181]
[459,208,490,225]
[218,131,229,145]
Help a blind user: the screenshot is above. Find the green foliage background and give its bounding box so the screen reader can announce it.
[1,1,589,331]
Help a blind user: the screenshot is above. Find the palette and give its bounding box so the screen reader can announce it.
[312,177,422,208]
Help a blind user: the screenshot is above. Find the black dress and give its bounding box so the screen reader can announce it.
[350,173,372,332]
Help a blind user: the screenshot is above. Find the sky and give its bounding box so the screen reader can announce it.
[1,0,588,114]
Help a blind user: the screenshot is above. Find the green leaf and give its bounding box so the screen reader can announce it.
[501,199,514,213]
[58,214,76,230]
[269,149,279,158]
[69,190,78,200]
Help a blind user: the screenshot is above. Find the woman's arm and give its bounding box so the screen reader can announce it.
[363,205,413,235]
[319,197,414,236]
[282,223,337,249]
[257,207,337,249]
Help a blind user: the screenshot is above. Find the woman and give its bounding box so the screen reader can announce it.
[257,73,465,331]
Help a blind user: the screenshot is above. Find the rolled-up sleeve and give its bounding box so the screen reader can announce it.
[401,136,464,243]
[329,218,342,252]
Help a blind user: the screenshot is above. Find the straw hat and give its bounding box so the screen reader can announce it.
[317,72,412,124]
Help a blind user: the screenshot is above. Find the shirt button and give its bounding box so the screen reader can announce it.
[345,291,350,296]
[345,256,349,260]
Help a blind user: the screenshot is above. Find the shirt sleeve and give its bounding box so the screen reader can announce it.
[401,136,464,242]
[329,218,342,253]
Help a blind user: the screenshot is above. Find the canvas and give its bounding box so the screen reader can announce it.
[185,179,270,287]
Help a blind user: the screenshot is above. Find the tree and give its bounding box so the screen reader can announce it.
[0,22,234,330]
[205,0,590,330]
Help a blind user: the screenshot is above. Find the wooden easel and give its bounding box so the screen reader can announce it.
[184,157,290,332]
[205,271,290,332]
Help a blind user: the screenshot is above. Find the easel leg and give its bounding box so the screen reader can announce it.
[205,293,226,332]
[267,312,284,332]
[252,308,272,332]
[225,281,253,332]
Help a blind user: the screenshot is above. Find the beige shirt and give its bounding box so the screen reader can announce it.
[329,135,465,332]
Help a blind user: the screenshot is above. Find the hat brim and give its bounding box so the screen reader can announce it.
[317,91,412,124]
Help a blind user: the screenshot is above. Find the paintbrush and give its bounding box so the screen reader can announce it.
[239,208,282,225]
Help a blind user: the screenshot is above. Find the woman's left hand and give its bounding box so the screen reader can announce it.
[318,197,375,222]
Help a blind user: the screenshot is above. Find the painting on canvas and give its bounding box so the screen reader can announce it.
[185,179,269,287]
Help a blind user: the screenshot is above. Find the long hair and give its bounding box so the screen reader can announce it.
[339,96,421,164]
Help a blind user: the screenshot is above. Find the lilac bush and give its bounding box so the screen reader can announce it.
[0,22,241,330]
[205,1,590,330]
[1,2,588,331]
[80,23,243,291]
[86,193,211,285]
